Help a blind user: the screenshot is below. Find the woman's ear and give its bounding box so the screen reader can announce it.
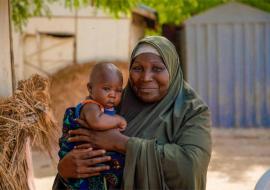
[87,83,92,95]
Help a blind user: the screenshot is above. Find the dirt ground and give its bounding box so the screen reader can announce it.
[32,62,270,190]
[207,128,270,190]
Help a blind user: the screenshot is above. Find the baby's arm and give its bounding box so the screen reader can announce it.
[80,103,127,131]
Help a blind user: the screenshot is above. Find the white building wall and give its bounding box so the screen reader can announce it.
[23,16,130,65]
[23,34,74,78]
[12,31,24,81]
[10,2,142,80]
[77,18,130,63]
[24,17,75,34]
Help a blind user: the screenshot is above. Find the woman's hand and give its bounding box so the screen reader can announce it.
[58,147,111,180]
[68,119,129,153]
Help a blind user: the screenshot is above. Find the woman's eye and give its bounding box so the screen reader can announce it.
[152,67,164,72]
[131,66,142,72]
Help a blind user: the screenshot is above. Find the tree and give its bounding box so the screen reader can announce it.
[141,0,270,25]
[11,0,137,30]
[11,0,270,30]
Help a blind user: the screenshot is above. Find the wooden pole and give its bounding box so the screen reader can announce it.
[0,0,13,97]
[8,0,16,93]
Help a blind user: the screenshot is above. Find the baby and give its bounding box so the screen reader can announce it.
[58,63,126,190]
[79,62,126,131]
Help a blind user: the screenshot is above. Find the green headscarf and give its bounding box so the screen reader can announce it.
[120,36,212,190]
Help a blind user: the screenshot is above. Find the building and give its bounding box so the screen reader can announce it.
[182,2,270,128]
[12,3,157,79]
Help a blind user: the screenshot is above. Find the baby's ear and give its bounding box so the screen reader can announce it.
[87,82,92,94]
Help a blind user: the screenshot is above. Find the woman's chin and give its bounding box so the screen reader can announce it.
[137,93,160,103]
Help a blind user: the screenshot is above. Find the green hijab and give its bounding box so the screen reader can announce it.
[119,36,212,190]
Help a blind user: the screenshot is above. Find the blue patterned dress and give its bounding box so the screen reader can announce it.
[58,100,125,190]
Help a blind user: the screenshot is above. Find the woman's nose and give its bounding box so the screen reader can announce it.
[142,70,153,82]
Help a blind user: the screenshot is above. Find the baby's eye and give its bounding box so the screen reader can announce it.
[116,89,123,93]
[103,87,110,91]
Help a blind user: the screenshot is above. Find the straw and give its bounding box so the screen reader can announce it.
[0,74,58,190]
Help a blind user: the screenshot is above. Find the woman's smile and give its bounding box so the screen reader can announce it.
[138,88,158,93]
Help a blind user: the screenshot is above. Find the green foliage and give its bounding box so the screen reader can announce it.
[90,0,137,17]
[11,0,138,31]
[70,0,138,18]
[10,0,270,31]
[239,0,270,13]
[140,0,270,25]
[11,0,58,31]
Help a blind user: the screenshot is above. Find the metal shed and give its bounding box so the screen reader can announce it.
[183,2,270,128]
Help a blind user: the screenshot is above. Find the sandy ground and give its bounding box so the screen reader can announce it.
[32,63,270,189]
[207,128,270,190]
[33,128,270,190]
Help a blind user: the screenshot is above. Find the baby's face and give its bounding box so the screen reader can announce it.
[89,73,123,109]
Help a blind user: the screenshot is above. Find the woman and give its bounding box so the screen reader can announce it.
[54,36,212,190]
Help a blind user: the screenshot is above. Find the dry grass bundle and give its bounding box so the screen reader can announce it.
[0,74,58,190]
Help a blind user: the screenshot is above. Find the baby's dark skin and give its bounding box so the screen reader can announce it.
[63,63,128,180]
[80,63,127,131]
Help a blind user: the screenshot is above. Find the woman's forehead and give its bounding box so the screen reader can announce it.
[133,53,164,64]
[131,37,181,80]
[133,43,160,58]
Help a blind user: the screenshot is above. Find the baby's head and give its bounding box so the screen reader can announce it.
[87,63,123,109]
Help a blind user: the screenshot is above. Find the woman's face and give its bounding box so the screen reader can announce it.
[130,53,169,103]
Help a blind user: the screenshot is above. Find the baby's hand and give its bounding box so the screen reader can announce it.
[117,115,127,131]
